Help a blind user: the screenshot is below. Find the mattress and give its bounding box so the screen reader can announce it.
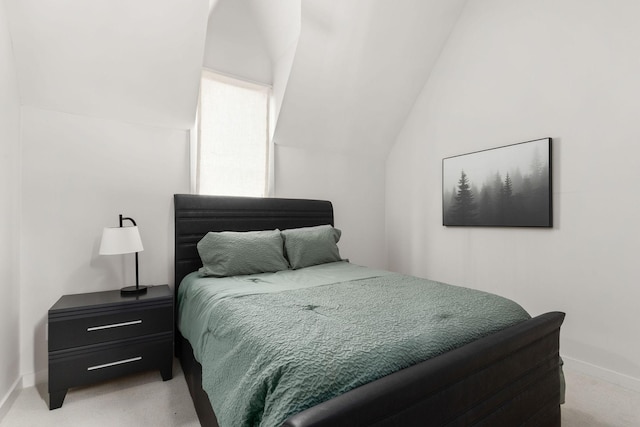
[177,261,531,427]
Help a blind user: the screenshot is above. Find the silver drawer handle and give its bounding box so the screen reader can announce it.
[87,356,142,371]
[87,320,142,331]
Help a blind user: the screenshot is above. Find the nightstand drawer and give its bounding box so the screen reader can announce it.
[49,303,172,351]
[49,333,172,391]
[48,286,174,409]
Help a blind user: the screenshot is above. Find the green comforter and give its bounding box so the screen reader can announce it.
[178,262,530,427]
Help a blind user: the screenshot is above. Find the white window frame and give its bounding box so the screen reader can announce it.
[191,70,274,197]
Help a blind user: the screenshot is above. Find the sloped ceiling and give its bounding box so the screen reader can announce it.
[4,0,467,151]
[248,0,301,63]
[273,0,467,156]
[5,0,209,129]
[203,0,272,84]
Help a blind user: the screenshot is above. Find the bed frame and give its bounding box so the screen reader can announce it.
[174,194,564,426]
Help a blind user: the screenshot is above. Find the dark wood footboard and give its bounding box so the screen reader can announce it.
[283,311,564,426]
[178,312,564,427]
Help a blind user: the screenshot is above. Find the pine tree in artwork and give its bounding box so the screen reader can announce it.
[501,173,515,224]
[449,170,477,224]
[502,173,513,199]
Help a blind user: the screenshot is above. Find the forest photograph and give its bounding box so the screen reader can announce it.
[443,138,552,227]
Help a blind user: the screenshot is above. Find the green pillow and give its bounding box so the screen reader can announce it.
[281,225,342,269]
[197,229,289,277]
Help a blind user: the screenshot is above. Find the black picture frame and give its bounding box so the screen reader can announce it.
[443,137,552,227]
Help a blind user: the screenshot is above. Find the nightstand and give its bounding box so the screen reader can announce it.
[48,285,173,409]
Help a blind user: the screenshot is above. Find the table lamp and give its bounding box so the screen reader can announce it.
[99,214,146,295]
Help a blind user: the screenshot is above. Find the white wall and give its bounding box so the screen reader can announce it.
[0,0,21,412]
[19,107,190,383]
[250,0,300,125]
[5,0,207,130]
[203,0,272,84]
[387,0,640,389]
[273,0,466,157]
[275,146,386,269]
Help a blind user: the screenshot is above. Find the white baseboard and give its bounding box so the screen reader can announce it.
[562,355,640,393]
[0,376,22,423]
[20,369,46,389]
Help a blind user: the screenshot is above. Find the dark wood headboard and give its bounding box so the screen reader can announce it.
[173,194,334,295]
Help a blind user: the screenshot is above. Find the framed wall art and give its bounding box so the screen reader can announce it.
[443,137,552,227]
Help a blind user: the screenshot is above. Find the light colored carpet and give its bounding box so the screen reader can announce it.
[561,368,640,427]
[1,361,638,426]
[0,359,199,427]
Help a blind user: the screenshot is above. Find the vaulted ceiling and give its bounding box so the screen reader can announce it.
[5,0,209,129]
[275,0,467,156]
[4,0,467,155]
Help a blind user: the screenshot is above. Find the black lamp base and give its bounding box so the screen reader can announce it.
[120,285,148,295]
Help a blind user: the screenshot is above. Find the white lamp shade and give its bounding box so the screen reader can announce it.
[99,226,144,255]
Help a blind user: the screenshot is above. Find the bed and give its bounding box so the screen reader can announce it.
[174,194,564,427]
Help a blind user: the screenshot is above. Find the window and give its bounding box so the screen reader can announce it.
[196,70,271,197]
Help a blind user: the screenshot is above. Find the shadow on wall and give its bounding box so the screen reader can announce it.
[33,317,47,404]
